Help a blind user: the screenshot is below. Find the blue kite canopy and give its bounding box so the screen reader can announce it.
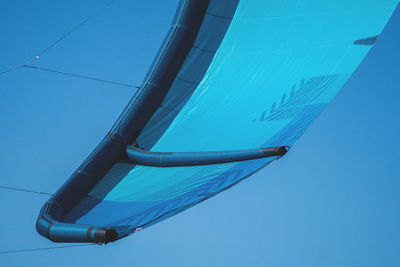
[37,0,399,243]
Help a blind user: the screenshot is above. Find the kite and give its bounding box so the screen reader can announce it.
[36,0,399,243]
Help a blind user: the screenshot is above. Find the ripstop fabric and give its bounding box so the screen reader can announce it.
[54,0,399,238]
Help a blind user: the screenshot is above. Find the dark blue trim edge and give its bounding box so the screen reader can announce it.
[36,0,211,243]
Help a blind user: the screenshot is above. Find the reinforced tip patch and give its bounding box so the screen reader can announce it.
[354,35,379,46]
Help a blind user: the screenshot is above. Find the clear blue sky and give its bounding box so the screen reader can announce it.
[0,1,399,266]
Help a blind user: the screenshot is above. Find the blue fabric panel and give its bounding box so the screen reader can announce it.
[60,0,399,240]
[136,0,238,149]
[208,0,240,19]
[66,156,278,236]
[193,12,234,53]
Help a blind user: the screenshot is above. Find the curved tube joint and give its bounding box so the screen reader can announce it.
[36,202,118,244]
[126,145,287,167]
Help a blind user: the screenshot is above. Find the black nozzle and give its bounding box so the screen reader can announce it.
[94,228,118,244]
[260,146,288,157]
[276,146,288,156]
